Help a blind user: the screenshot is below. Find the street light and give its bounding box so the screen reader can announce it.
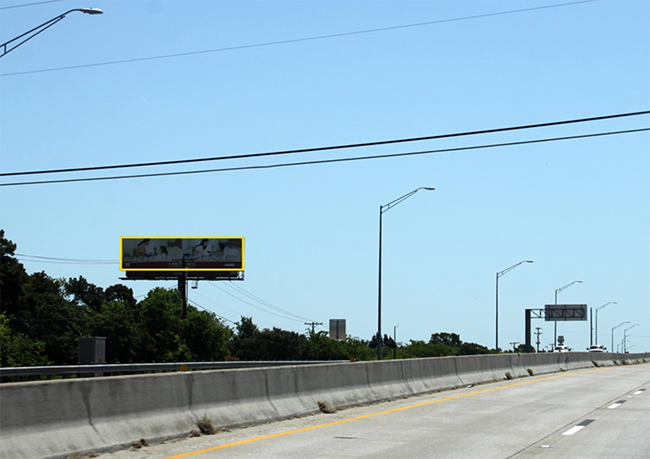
[393,324,399,360]
[611,321,629,353]
[553,280,582,347]
[594,301,616,346]
[1,8,103,58]
[623,324,639,353]
[377,187,434,360]
[495,260,533,352]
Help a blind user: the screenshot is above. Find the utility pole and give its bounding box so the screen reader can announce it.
[535,327,543,353]
[304,322,323,334]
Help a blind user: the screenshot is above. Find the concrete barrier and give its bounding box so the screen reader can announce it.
[1,352,647,459]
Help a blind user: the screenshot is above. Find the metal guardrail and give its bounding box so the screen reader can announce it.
[0,360,348,378]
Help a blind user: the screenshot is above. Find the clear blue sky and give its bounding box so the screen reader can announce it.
[1,0,648,353]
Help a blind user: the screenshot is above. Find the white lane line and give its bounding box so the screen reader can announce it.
[608,400,626,409]
[562,419,594,436]
[562,426,585,436]
[633,390,644,395]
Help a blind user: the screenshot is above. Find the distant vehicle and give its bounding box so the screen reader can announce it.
[588,344,606,352]
[553,345,569,352]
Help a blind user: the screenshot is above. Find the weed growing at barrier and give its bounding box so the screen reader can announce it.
[197,417,218,435]
[318,401,337,414]
[130,439,148,449]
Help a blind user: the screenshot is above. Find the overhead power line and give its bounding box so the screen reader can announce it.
[2,127,648,187]
[187,298,237,325]
[224,281,316,323]
[2,110,648,179]
[208,281,317,324]
[0,0,65,10]
[15,253,118,264]
[0,0,598,76]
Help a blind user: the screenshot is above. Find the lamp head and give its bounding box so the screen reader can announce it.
[79,8,103,14]
[423,187,435,191]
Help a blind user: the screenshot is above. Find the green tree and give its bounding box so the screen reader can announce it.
[383,334,397,349]
[307,330,337,360]
[400,340,452,358]
[0,230,28,320]
[137,287,191,362]
[89,299,140,363]
[104,284,137,310]
[340,336,374,361]
[258,327,310,360]
[229,317,310,361]
[458,341,495,355]
[228,317,261,360]
[306,330,373,361]
[182,308,231,361]
[430,332,462,347]
[65,276,104,313]
[21,272,87,364]
[0,313,50,367]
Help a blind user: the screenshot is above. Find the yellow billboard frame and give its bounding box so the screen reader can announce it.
[120,236,244,271]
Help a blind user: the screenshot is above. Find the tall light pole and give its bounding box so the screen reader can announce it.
[595,301,616,347]
[377,187,434,360]
[393,324,399,360]
[1,8,103,58]
[553,280,582,347]
[611,321,629,353]
[495,260,533,352]
[623,324,639,353]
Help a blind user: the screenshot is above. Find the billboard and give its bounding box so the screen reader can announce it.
[544,304,587,321]
[120,237,244,271]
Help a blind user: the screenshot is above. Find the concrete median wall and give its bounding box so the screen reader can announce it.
[1,352,647,459]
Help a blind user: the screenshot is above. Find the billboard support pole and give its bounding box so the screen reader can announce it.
[179,271,187,319]
[179,256,187,319]
[525,309,532,353]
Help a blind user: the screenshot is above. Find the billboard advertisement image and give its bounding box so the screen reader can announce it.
[121,237,244,271]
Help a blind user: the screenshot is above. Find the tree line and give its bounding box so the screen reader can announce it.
[1,230,494,368]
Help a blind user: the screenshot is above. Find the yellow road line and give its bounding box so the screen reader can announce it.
[164,367,606,459]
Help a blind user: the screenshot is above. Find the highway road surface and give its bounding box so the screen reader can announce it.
[102,364,649,459]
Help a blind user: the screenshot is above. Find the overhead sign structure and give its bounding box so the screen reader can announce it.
[544,304,587,322]
[525,305,588,353]
[120,237,244,271]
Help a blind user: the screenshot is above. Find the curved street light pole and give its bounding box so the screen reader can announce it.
[553,280,583,347]
[377,187,434,360]
[594,301,616,347]
[495,260,533,352]
[611,321,629,353]
[623,324,639,353]
[1,8,103,58]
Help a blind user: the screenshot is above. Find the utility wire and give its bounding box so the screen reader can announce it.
[187,298,237,325]
[0,0,65,10]
[3,110,646,178]
[192,290,250,324]
[15,253,118,264]
[3,127,648,187]
[0,0,598,77]
[208,281,316,323]
[224,281,316,323]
